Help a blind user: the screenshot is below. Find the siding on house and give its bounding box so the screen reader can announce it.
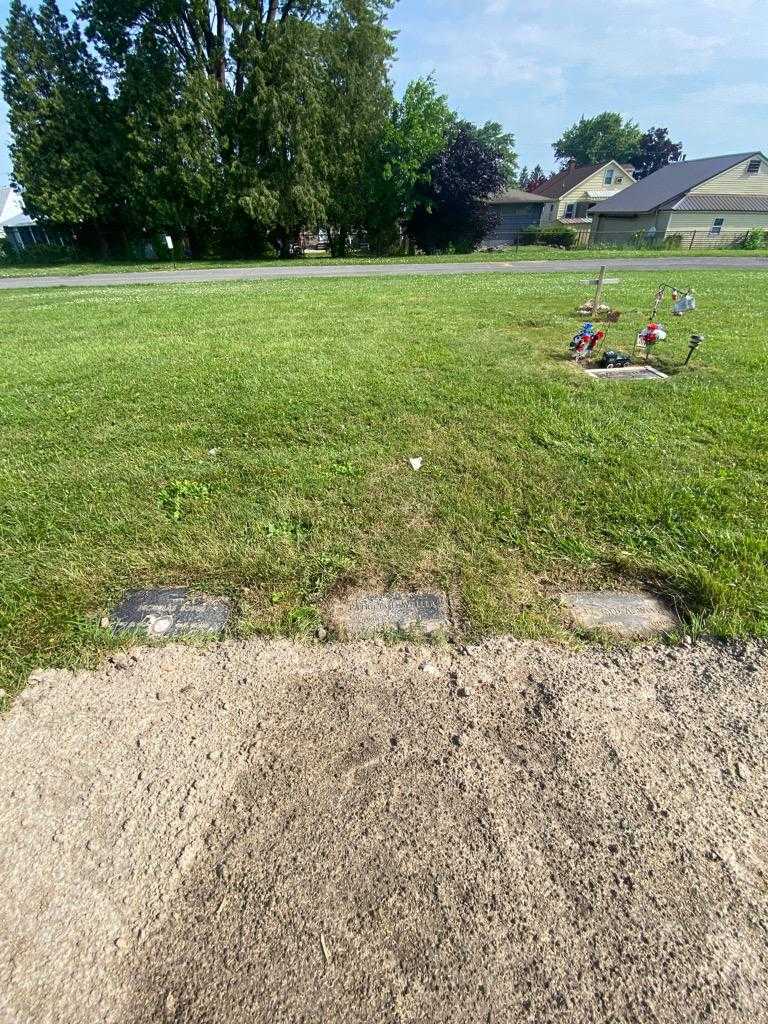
[592,212,671,240]
[667,210,768,231]
[690,155,768,195]
[558,162,632,219]
[539,161,634,223]
[482,190,551,246]
[486,202,547,243]
[591,151,768,241]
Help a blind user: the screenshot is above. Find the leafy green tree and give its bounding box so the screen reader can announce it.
[634,127,684,179]
[471,121,518,186]
[553,112,643,167]
[320,1,395,255]
[361,76,455,252]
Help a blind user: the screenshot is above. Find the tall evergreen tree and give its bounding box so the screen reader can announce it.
[2,0,396,256]
[526,164,547,192]
[1,0,121,248]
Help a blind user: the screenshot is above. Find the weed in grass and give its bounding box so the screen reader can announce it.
[158,480,211,522]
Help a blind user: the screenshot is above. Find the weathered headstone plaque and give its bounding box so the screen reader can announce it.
[584,365,668,382]
[111,587,230,637]
[327,590,450,638]
[560,591,677,638]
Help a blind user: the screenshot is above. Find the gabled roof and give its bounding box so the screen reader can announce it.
[591,153,763,214]
[487,188,551,205]
[532,160,631,200]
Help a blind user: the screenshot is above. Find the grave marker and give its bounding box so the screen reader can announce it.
[111,587,230,637]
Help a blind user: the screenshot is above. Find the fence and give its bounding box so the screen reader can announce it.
[489,227,767,253]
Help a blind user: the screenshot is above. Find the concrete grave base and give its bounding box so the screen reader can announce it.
[327,590,451,638]
[584,365,668,382]
[560,590,678,638]
[111,587,231,637]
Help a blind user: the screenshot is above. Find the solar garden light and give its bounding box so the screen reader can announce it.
[683,334,704,366]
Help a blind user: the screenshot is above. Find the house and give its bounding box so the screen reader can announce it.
[589,152,768,244]
[482,189,553,247]
[533,160,635,224]
[0,186,55,250]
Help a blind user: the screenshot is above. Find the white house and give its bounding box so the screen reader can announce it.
[0,187,47,249]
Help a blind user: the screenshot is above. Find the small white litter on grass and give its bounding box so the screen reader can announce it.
[408,457,423,471]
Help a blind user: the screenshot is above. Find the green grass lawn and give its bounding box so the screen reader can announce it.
[1,245,766,277]
[2,269,767,691]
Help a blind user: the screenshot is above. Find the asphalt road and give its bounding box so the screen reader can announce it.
[1,255,766,289]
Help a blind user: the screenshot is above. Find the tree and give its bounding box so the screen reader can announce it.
[360,76,454,252]
[526,164,547,192]
[634,127,684,179]
[553,112,643,167]
[407,121,508,254]
[3,0,396,257]
[1,0,122,249]
[321,1,396,255]
[518,165,529,190]
[470,121,517,187]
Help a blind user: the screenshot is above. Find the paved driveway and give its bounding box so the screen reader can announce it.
[1,255,766,289]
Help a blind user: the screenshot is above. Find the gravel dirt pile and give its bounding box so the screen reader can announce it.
[1,636,766,1023]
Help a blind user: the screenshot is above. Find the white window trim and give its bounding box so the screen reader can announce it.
[746,159,762,175]
[710,217,725,235]
[603,168,614,185]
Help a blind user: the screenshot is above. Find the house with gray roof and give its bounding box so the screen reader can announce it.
[482,189,553,247]
[589,152,768,244]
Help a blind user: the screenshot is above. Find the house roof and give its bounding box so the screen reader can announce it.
[1,211,36,228]
[665,193,768,213]
[487,188,551,205]
[591,153,761,215]
[532,160,631,200]
[0,186,24,226]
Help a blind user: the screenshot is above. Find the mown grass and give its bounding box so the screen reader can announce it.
[1,269,767,690]
[1,244,766,277]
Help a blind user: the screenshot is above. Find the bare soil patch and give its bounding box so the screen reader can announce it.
[1,636,766,1023]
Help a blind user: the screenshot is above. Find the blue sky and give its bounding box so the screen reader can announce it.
[2,0,767,185]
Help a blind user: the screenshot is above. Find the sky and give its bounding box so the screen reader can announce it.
[1,0,767,185]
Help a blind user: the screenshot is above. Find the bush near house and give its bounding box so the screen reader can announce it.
[519,224,577,248]
[740,228,766,250]
[0,239,77,265]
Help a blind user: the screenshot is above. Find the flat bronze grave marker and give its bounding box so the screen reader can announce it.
[111,587,230,637]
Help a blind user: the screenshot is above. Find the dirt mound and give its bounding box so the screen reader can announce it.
[1,636,766,1023]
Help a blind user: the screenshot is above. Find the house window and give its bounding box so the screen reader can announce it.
[710,217,725,235]
[747,159,762,175]
[564,203,576,219]
[616,176,623,183]
[603,168,614,185]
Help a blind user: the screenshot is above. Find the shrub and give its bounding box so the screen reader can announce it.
[536,224,577,249]
[664,233,683,250]
[740,228,766,250]
[0,241,76,265]
[518,226,541,246]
